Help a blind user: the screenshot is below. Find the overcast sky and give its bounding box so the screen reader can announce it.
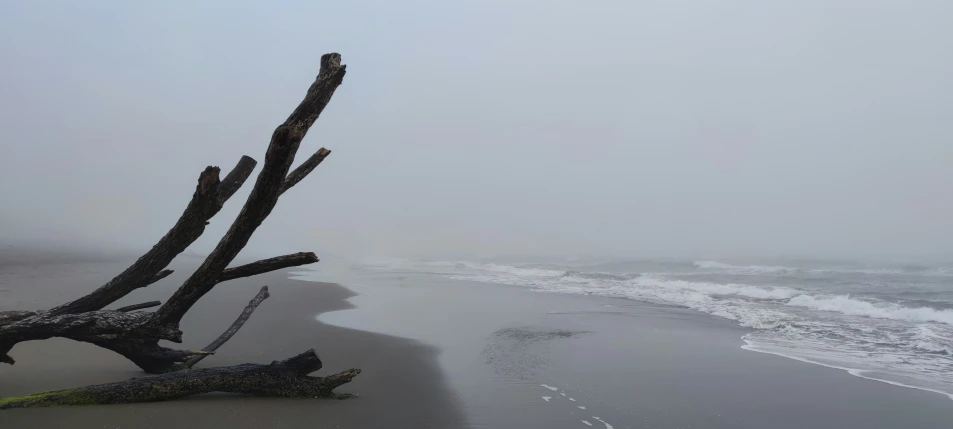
[1,1,952,261]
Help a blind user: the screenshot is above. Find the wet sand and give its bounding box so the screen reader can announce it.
[0,254,465,428]
[5,249,953,428]
[307,264,953,429]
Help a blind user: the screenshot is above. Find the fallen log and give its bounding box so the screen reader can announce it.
[0,350,359,409]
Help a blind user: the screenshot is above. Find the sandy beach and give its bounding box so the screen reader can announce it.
[2,0,951,427]
[0,252,465,428]
[305,259,953,429]
[3,251,953,428]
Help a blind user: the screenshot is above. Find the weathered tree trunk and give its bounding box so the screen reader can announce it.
[0,311,183,351]
[0,350,360,409]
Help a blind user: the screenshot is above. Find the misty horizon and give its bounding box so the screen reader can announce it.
[2,1,952,262]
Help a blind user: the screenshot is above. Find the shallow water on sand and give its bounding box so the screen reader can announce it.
[355,257,953,400]
[294,260,953,429]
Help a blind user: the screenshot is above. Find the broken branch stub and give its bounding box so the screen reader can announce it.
[281,148,331,195]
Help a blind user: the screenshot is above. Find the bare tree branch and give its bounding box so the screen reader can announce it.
[178,286,270,369]
[116,301,161,312]
[221,253,319,282]
[217,155,258,202]
[151,53,346,327]
[280,148,331,195]
[50,156,258,316]
[142,252,315,292]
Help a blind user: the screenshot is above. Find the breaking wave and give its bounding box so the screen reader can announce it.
[786,294,953,325]
[693,260,794,274]
[364,258,953,399]
[694,259,953,276]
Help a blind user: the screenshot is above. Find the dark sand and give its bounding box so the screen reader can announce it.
[6,250,953,429]
[0,254,466,428]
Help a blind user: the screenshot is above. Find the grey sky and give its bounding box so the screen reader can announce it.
[1,1,952,261]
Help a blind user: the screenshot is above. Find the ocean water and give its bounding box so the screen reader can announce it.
[357,257,953,399]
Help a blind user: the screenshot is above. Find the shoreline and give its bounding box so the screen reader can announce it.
[1,259,466,428]
[741,340,953,401]
[5,251,953,428]
[303,265,953,429]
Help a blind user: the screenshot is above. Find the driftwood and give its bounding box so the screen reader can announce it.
[178,286,271,370]
[0,52,356,406]
[0,350,361,409]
